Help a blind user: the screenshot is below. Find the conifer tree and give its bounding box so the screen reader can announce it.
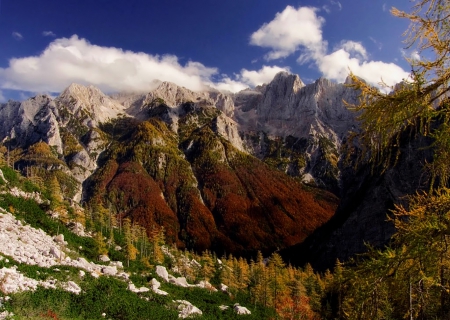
[339,1,450,319]
[347,0,450,183]
[268,252,287,309]
[48,175,63,209]
[94,231,108,257]
[123,217,138,267]
[200,250,215,281]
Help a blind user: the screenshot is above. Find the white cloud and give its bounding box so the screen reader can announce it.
[401,49,421,62]
[250,6,326,61]
[211,65,290,92]
[212,77,248,92]
[42,31,56,37]
[0,35,286,95]
[410,51,421,61]
[12,32,23,40]
[339,40,368,60]
[0,35,220,94]
[0,90,5,103]
[318,49,409,87]
[240,65,290,86]
[251,5,409,88]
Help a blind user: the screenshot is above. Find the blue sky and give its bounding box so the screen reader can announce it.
[0,0,416,101]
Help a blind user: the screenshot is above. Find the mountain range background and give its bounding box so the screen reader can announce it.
[0,71,428,270]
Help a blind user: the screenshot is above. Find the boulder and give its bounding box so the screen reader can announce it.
[169,276,189,288]
[233,303,251,315]
[174,300,202,319]
[155,265,169,282]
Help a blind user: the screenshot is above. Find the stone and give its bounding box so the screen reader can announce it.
[65,281,81,294]
[155,265,169,282]
[98,254,110,262]
[53,234,64,244]
[101,266,117,276]
[169,276,189,288]
[109,261,123,268]
[49,247,64,260]
[67,222,85,236]
[174,300,202,319]
[233,303,251,315]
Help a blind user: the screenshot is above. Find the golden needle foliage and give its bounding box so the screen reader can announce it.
[347,0,450,185]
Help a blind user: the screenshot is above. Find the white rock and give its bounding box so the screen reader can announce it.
[219,305,229,311]
[233,304,251,315]
[169,276,189,288]
[0,169,7,184]
[64,281,82,294]
[101,266,117,276]
[109,261,123,268]
[79,270,85,277]
[155,265,169,282]
[150,278,161,289]
[174,300,202,319]
[98,254,110,262]
[53,234,64,244]
[51,247,65,260]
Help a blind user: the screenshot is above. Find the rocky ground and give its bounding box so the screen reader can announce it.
[0,191,251,319]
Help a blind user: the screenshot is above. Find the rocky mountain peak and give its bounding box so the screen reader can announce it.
[57,83,126,126]
[267,71,305,95]
[148,82,206,107]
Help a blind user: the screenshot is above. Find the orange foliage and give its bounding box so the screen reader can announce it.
[275,295,320,320]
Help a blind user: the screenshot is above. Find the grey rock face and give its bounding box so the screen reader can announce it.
[56,83,126,126]
[0,96,63,153]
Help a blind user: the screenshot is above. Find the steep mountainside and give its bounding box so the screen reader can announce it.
[281,131,435,270]
[0,72,356,257]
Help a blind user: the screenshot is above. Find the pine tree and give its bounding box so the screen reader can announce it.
[123,218,138,267]
[94,231,108,257]
[200,250,215,281]
[268,252,287,309]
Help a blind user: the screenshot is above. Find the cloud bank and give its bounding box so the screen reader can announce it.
[0,35,287,96]
[251,6,409,88]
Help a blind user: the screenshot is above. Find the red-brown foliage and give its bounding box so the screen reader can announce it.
[88,119,338,257]
[107,161,180,243]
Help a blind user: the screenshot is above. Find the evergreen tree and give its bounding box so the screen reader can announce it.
[94,231,108,257]
[200,250,215,281]
[123,218,138,267]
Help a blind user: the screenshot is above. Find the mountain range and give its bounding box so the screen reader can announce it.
[0,71,424,268]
